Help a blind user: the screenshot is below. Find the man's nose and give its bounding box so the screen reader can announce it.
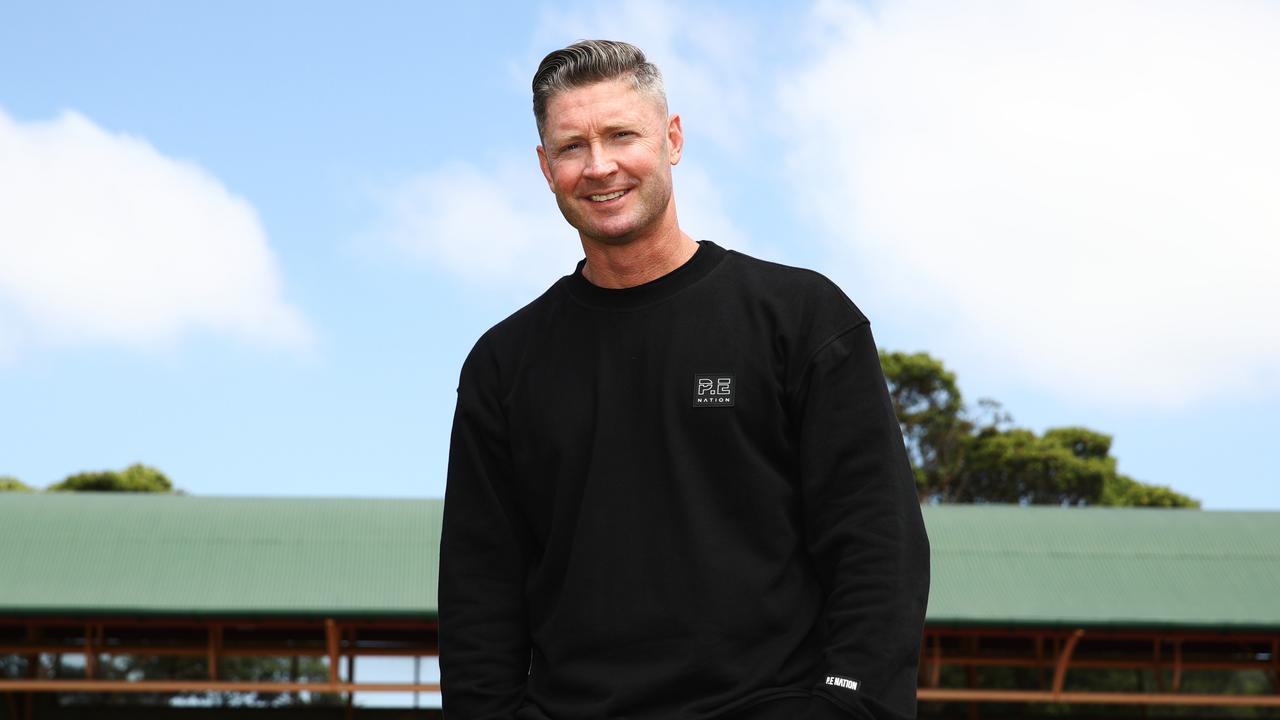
[583,145,618,178]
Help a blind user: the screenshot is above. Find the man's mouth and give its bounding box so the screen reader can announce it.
[588,189,628,202]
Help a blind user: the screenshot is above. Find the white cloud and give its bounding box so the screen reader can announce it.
[367,159,581,294]
[532,1,764,158]
[674,162,747,250]
[0,109,310,358]
[783,0,1280,409]
[362,0,757,294]
[364,156,743,296]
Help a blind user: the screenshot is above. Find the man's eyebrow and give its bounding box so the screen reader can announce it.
[599,121,640,133]
[547,120,645,147]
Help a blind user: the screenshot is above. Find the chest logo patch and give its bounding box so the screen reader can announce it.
[692,373,735,407]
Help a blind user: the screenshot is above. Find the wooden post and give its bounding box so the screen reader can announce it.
[207,624,222,681]
[966,634,979,720]
[1036,634,1046,689]
[83,623,97,680]
[929,633,942,687]
[1172,639,1182,693]
[344,627,356,720]
[23,625,38,720]
[1154,637,1164,692]
[1271,638,1279,694]
[325,619,340,686]
[918,636,928,689]
[1051,629,1085,698]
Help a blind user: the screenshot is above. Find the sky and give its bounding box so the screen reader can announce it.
[3,0,1280,522]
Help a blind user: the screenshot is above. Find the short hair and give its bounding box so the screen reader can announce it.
[532,39,666,142]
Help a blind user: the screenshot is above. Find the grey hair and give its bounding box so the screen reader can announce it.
[532,39,666,142]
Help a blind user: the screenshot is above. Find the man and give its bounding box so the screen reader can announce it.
[439,39,930,720]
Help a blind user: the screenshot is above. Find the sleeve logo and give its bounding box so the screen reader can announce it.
[825,675,860,692]
[692,373,735,407]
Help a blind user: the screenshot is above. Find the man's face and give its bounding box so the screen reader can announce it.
[537,78,683,246]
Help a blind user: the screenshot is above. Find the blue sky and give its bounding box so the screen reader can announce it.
[3,0,1279,516]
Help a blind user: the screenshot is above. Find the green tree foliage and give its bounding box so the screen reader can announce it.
[878,352,968,497]
[47,463,180,493]
[0,475,34,492]
[958,427,1109,505]
[879,351,1199,507]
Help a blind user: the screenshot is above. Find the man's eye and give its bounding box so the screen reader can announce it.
[560,143,581,153]
[615,131,633,138]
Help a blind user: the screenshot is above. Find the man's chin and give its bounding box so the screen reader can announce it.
[571,219,643,247]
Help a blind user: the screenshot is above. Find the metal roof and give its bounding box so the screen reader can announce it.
[0,492,441,618]
[923,504,1280,630]
[2,494,1278,629]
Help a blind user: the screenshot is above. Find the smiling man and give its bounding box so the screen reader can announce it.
[439,40,930,720]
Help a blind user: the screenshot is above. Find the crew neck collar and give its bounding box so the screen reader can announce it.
[562,240,727,311]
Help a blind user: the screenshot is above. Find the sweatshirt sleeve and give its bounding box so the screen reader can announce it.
[439,337,531,719]
[792,320,931,720]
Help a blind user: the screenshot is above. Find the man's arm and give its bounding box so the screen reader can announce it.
[439,338,531,719]
[792,320,931,720]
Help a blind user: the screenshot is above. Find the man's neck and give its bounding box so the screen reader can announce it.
[580,226,699,290]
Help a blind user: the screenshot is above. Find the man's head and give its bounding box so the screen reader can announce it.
[532,40,667,144]
[533,40,684,247]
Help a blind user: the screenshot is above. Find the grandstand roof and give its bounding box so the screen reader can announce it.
[1,494,1278,629]
[0,493,440,619]
[925,503,1280,630]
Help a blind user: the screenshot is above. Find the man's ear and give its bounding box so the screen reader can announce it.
[667,113,684,166]
[537,145,555,190]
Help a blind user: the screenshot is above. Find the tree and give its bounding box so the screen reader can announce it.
[1101,472,1198,508]
[957,427,1109,505]
[878,351,969,500]
[879,351,1199,507]
[47,463,179,493]
[0,475,34,492]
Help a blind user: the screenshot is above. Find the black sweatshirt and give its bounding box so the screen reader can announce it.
[439,240,930,720]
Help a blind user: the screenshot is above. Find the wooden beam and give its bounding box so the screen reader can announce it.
[922,626,1278,643]
[918,688,1280,707]
[0,616,438,632]
[0,682,1240,706]
[1051,628,1084,697]
[928,654,1271,672]
[0,680,441,693]
[0,643,436,658]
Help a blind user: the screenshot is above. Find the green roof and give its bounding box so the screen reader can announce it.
[0,493,441,618]
[923,504,1280,630]
[2,494,1278,629]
